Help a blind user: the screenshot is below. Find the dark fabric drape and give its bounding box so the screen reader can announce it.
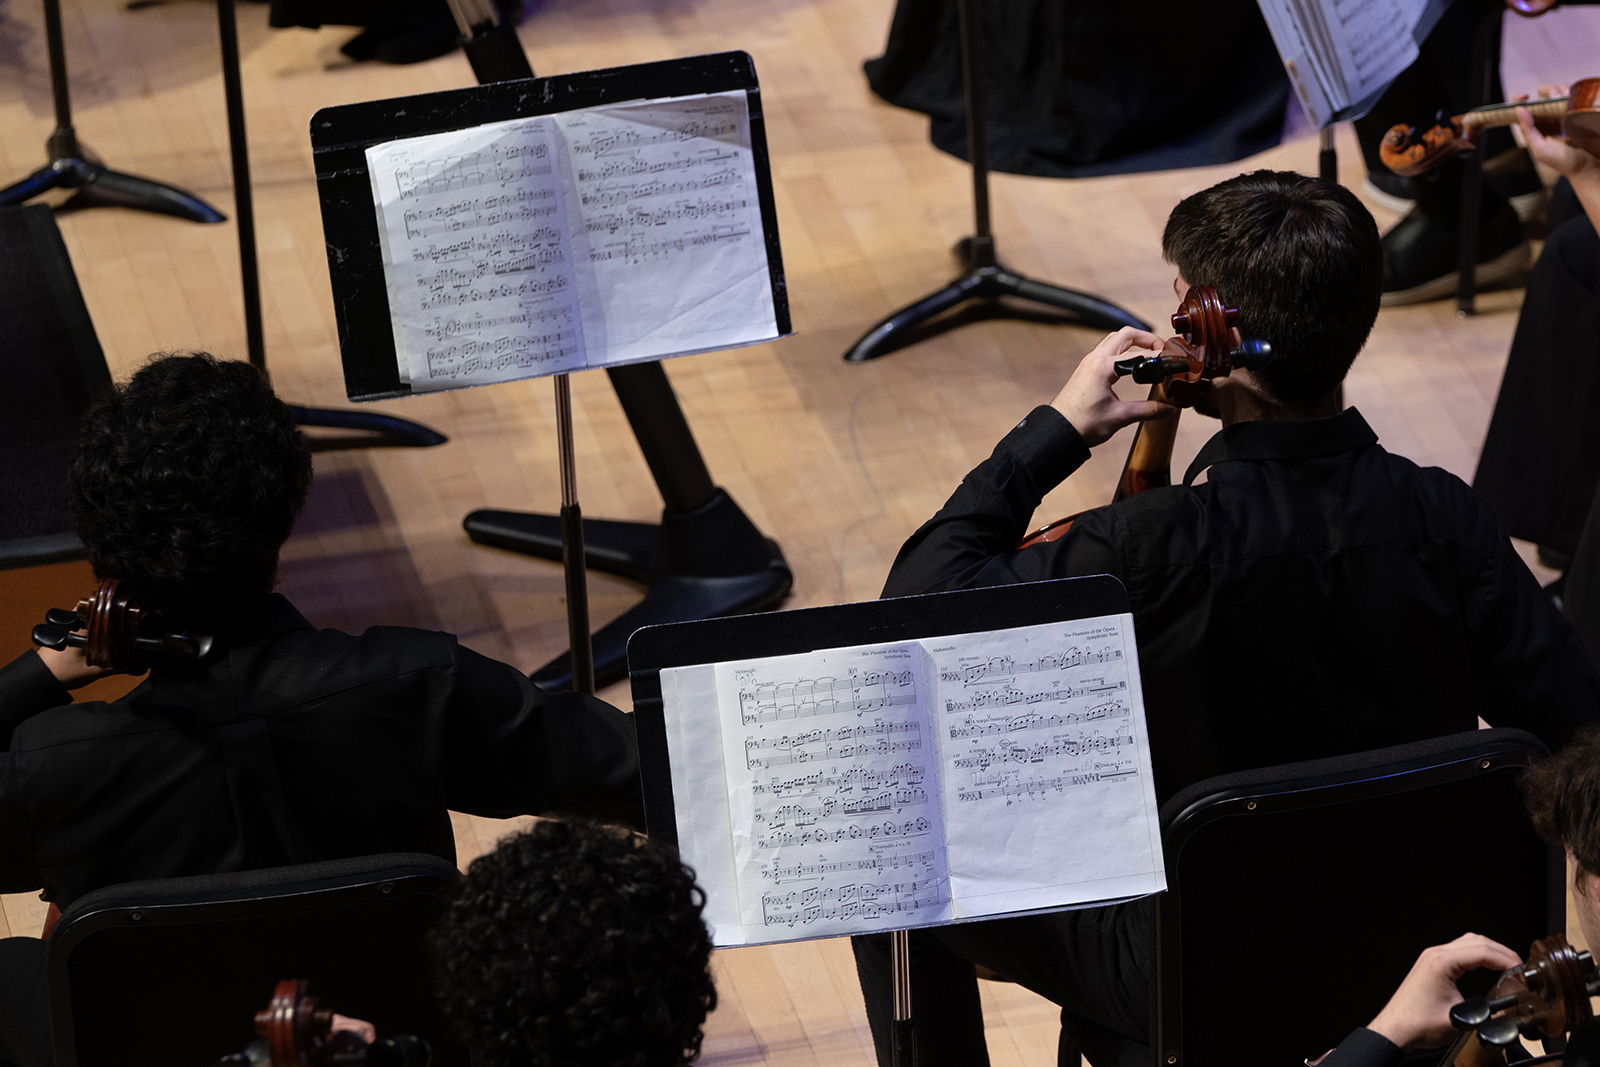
[267,0,447,29]
[863,0,1290,178]
[1473,179,1600,555]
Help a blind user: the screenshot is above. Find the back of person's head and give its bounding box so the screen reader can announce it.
[1523,726,1600,882]
[1162,170,1382,405]
[434,820,716,1067]
[72,352,311,631]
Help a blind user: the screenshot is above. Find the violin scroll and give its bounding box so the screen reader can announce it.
[218,979,431,1067]
[1444,935,1599,1066]
[1109,285,1273,402]
[31,578,211,674]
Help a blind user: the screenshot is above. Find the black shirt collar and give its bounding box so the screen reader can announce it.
[1183,407,1379,485]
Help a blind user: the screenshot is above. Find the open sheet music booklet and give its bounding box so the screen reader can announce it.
[661,614,1166,947]
[364,90,779,392]
[1255,0,1447,126]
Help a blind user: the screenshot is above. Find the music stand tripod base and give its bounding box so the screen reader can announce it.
[465,488,793,691]
[287,406,448,448]
[844,235,1151,362]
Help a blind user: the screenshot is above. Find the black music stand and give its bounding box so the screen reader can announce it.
[311,50,794,692]
[843,0,1150,362]
[0,0,224,222]
[628,575,1134,1067]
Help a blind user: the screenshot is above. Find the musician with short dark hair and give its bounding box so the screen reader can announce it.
[855,169,1600,1067]
[0,353,644,1067]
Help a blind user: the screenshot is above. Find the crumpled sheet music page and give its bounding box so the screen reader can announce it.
[1257,0,1444,126]
[661,615,1164,947]
[930,616,1164,918]
[367,116,584,389]
[365,90,777,392]
[553,92,777,367]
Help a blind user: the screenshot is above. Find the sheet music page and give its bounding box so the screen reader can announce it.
[926,616,1165,916]
[712,643,953,942]
[552,90,779,366]
[660,664,746,945]
[365,117,586,391]
[1256,0,1420,125]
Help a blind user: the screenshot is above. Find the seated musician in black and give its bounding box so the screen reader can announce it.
[1318,727,1600,1066]
[1473,91,1600,579]
[0,353,643,1067]
[854,170,1600,1067]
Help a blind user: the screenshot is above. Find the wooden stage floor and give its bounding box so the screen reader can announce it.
[1,0,1595,1062]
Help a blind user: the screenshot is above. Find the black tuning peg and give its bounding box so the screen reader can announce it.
[32,623,77,652]
[1451,997,1494,1030]
[1230,339,1273,371]
[1112,355,1190,384]
[45,608,81,627]
[1478,1016,1522,1048]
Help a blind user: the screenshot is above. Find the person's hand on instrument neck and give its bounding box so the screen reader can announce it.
[35,644,115,690]
[1050,326,1176,447]
[1515,85,1600,231]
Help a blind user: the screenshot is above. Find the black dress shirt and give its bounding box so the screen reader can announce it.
[0,594,643,905]
[885,406,1600,802]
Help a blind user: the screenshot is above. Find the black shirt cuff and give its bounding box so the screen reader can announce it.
[1317,1027,1403,1067]
[996,406,1092,494]
[0,651,71,736]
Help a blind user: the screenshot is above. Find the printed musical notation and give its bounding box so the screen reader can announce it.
[366,91,778,390]
[945,699,1129,739]
[721,646,950,935]
[942,644,1123,685]
[761,875,944,927]
[767,847,938,886]
[552,93,777,362]
[662,613,1165,946]
[752,762,926,800]
[744,719,922,770]
[369,116,584,387]
[739,669,916,724]
[932,629,1143,812]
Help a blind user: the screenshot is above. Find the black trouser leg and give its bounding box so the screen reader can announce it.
[0,938,51,1067]
[852,898,1156,1067]
[852,930,991,1067]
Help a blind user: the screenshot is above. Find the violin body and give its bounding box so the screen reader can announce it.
[1380,77,1600,176]
[1018,286,1257,548]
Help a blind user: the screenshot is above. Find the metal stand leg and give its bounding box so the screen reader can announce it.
[0,0,225,222]
[448,1,791,691]
[842,0,1149,363]
[891,929,914,1067]
[1456,5,1504,318]
[1319,127,1337,183]
[214,0,446,447]
[552,374,595,695]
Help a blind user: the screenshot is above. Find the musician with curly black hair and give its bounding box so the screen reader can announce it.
[0,353,644,1067]
[434,820,715,1067]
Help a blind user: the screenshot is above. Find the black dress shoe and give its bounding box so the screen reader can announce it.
[1380,201,1529,306]
[371,18,462,64]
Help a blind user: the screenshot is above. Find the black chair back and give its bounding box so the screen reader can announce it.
[0,205,109,568]
[1155,728,1562,1067]
[47,852,464,1067]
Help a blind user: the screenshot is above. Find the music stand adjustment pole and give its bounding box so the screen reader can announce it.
[891,928,914,1067]
[553,373,595,696]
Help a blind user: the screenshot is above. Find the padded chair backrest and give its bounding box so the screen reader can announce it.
[0,205,110,568]
[1155,729,1561,1067]
[47,852,464,1067]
